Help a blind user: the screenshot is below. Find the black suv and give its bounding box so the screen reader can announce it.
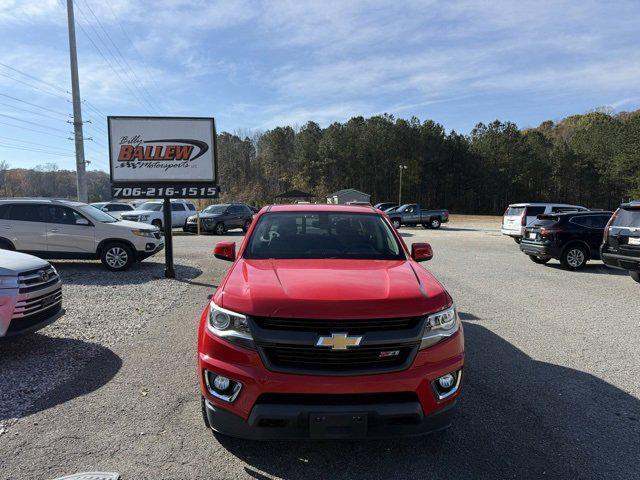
[600,201,640,283]
[519,210,613,270]
[184,203,254,235]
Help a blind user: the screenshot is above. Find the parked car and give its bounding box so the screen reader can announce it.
[0,199,164,271]
[374,202,398,211]
[345,201,372,206]
[601,200,640,283]
[519,210,613,270]
[120,199,196,229]
[90,201,135,219]
[199,204,463,439]
[184,203,254,235]
[502,203,588,243]
[0,249,64,338]
[387,204,449,229]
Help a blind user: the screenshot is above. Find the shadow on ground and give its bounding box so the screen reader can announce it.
[215,322,639,480]
[542,262,628,276]
[0,334,121,421]
[51,261,202,286]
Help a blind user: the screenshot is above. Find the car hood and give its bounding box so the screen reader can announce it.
[217,259,450,318]
[122,209,157,216]
[190,213,221,220]
[0,250,49,276]
[98,219,159,231]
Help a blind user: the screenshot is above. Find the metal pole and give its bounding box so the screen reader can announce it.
[163,198,175,278]
[398,165,403,206]
[66,0,88,203]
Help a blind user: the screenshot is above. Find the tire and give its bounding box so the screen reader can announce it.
[242,220,251,233]
[213,222,226,235]
[514,237,521,244]
[430,218,441,229]
[560,245,587,270]
[630,271,640,284]
[391,218,401,229]
[201,396,211,429]
[529,255,550,264]
[100,242,134,271]
[0,239,15,250]
[152,219,162,229]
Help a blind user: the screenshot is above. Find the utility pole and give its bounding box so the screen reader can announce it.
[398,164,407,205]
[66,0,88,203]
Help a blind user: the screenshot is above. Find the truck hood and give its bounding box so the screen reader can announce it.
[218,259,450,319]
[0,250,49,276]
[122,209,158,217]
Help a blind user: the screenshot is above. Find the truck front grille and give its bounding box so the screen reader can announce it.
[13,287,62,319]
[253,316,420,334]
[18,266,59,294]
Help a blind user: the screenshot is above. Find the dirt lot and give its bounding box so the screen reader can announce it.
[1,217,639,480]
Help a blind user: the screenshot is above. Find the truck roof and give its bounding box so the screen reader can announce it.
[264,204,376,214]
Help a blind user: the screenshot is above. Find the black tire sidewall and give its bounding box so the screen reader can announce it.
[101,243,134,271]
[152,219,162,229]
[242,220,251,233]
[529,255,550,264]
[630,271,640,283]
[561,245,587,270]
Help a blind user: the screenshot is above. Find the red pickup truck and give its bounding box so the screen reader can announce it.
[197,204,464,439]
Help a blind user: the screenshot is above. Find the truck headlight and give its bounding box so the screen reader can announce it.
[207,302,254,349]
[139,215,149,222]
[131,229,155,238]
[0,276,19,289]
[420,305,459,349]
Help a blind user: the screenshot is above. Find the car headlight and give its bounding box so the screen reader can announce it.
[207,302,254,349]
[0,276,19,289]
[131,229,155,238]
[420,305,459,349]
[138,215,149,222]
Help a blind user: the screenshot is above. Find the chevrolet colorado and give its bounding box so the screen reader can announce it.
[198,204,464,440]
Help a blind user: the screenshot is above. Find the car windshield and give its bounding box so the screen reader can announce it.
[395,204,412,212]
[91,202,107,209]
[244,212,404,260]
[79,205,118,223]
[613,208,640,227]
[203,205,228,214]
[137,202,163,212]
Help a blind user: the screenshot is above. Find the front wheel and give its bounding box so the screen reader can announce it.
[152,219,162,229]
[391,219,401,229]
[242,220,251,233]
[214,222,226,235]
[529,255,550,264]
[513,237,521,244]
[101,243,134,271]
[561,245,587,270]
[630,271,640,284]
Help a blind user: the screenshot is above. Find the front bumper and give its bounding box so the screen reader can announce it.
[601,249,640,272]
[204,395,457,440]
[137,242,164,261]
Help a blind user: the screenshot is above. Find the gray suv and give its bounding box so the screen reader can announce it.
[184,203,254,235]
[0,249,64,338]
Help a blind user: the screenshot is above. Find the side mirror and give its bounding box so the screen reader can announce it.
[213,241,236,261]
[411,242,433,262]
[76,218,90,226]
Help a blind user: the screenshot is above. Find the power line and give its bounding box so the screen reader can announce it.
[0,120,71,139]
[83,100,106,117]
[0,101,69,122]
[0,135,75,152]
[0,71,69,100]
[0,93,70,117]
[0,113,71,134]
[0,61,69,95]
[0,142,76,157]
[82,0,159,113]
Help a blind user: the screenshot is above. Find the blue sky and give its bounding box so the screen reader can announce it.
[1,0,639,172]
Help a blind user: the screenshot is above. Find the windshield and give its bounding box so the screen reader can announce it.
[613,208,640,227]
[79,205,118,223]
[244,212,404,260]
[396,204,412,212]
[137,202,163,212]
[203,205,228,214]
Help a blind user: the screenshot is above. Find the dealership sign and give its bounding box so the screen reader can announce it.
[108,116,219,198]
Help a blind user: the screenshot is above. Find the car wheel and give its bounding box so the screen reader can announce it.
[630,271,640,283]
[529,255,550,264]
[391,219,401,229]
[242,219,251,233]
[430,218,441,229]
[561,245,587,270]
[514,237,521,244]
[152,219,162,229]
[214,222,226,235]
[201,396,211,429]
[101,243,134,271]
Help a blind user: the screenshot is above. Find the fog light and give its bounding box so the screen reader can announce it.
[438,374,455,389]
[213,375,230,391]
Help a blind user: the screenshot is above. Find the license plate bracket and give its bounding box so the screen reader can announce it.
[309,412,368,439]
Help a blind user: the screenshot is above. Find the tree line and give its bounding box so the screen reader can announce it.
[2,109,639,214]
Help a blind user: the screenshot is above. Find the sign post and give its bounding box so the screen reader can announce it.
[107,116,219,278]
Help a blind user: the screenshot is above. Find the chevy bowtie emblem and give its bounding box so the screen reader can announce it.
[316,332,362,350]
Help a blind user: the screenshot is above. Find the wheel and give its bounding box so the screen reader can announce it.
[201,396,211,429]
[529,255,550,264]
[391,218,401,229]
[514,237,521,244]
[152,219,162,229]
[242,220,251,233]
[213,222,226,235]
[560,245,587,270]
[630,271,640,284]
[100,243,134,271]
[0,239,15,250]
[430,218,441,229]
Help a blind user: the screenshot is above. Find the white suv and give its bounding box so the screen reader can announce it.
[0,199,164,271]
[501,202,588,243]
[120,199,196,229]
[0,249,64,337]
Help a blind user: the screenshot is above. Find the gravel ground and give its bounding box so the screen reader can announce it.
[0,258,201,424]
[1,219,639,480]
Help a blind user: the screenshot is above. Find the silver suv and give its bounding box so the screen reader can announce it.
[0,199,164,271]
[0,249,64,338]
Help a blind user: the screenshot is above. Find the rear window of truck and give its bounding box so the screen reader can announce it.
[505,206,525,216]
[613,208,640,228]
